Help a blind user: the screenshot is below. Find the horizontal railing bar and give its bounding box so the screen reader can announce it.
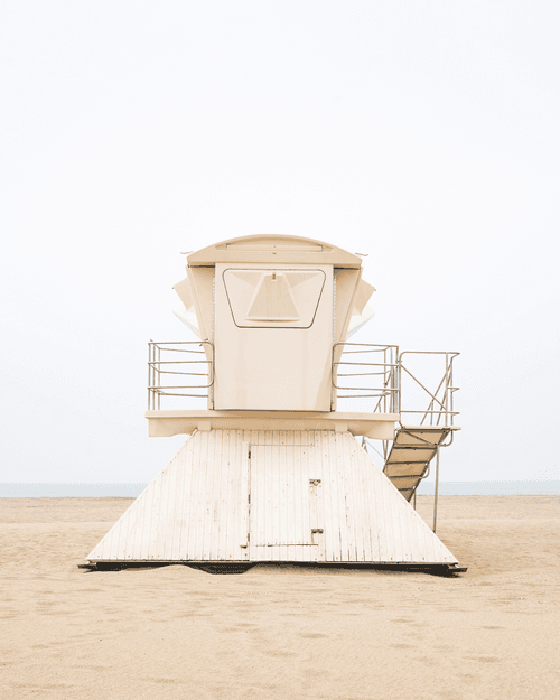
[148,384,212,392]
[334,394,391,399]
[149,349,206,353]
[335,387,396,392]
[399,351,459,357]
[150,360,210,365]
[152,349,207,354]
[153,371,209,376]
[336,372,389,376]
[148,360,213,374]
[334,343,398,348]
[338,349,395,354]
[334,362,398,367]
[400,410,459,415]
[334,384,396,390]
[152,391,208,396]
[148,361,209,365]
[336,391,393,394]
[149,341,212,345]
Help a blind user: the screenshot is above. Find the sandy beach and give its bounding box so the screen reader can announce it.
[1,495,558,699]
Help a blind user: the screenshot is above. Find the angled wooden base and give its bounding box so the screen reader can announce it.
[85,430,459,567]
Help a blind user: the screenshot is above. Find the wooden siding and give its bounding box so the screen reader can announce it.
[87,429,457,565]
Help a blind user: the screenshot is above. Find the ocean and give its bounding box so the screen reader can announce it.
[0,481,559,497]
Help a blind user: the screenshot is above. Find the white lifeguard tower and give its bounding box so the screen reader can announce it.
[84,235,465,574]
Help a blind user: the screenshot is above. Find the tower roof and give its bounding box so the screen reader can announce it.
[186,234,362,268]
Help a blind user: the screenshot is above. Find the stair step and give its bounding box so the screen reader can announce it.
[384,426,453,502]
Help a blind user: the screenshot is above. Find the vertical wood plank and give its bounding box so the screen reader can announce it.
[223,430,233,560]
[315,433,326,562]
[342,432,356,561]
[335,431,348,562]
[185,432,199,560]
[360,441,374,560]
[129,483,150,560]
[324,431,336,562]
[349,435,366,562]
[172,438,187,560]
[195,430,208,560]
[139,469,155,560]
[294,431,304,561]
[155,457,171,559]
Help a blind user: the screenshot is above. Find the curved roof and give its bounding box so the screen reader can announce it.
[186,234,362,268]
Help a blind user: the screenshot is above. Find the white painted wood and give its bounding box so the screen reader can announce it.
[87,429,457,565]
[334,269,362,344]
[146,409,398,439]
[214,262,334,411]
[186,235,362,267]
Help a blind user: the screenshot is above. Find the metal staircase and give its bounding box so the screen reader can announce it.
[383,426,452,502]
[334,345,459,511]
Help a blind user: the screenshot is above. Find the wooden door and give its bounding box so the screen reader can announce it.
[248,439,324,562]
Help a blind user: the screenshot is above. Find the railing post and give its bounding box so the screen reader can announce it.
[148,340,152,410]
[157,343,161,410]
[432,447,440,533]
[396,348,401,417]
[444,353,449,427]
[150,340,154,410]
[449,357,455,427]
[152,341,155,410]
[331,343,335,411]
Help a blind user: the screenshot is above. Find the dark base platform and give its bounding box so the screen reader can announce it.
[78,561,466,576]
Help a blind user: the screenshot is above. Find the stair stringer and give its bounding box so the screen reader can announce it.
[384,427,452,502]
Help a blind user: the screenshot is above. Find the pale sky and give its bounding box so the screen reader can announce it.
[1,1,558,485]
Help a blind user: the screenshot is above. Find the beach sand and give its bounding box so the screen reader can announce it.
[1,495,558,699]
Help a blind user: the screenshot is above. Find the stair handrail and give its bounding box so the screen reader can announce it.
[398,351,459,429]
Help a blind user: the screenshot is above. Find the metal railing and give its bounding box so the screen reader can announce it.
[332,343,400,414]
[146,339,458,429]
[398,351,459,429]
[333,344,458,429]
[148,341,214,410]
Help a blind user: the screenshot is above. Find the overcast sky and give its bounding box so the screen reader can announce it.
[1,1,558,485]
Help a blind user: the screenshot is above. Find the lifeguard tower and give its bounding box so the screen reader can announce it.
[84,235,464,574]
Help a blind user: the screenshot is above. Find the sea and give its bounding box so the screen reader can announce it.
[0,481,559,497]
